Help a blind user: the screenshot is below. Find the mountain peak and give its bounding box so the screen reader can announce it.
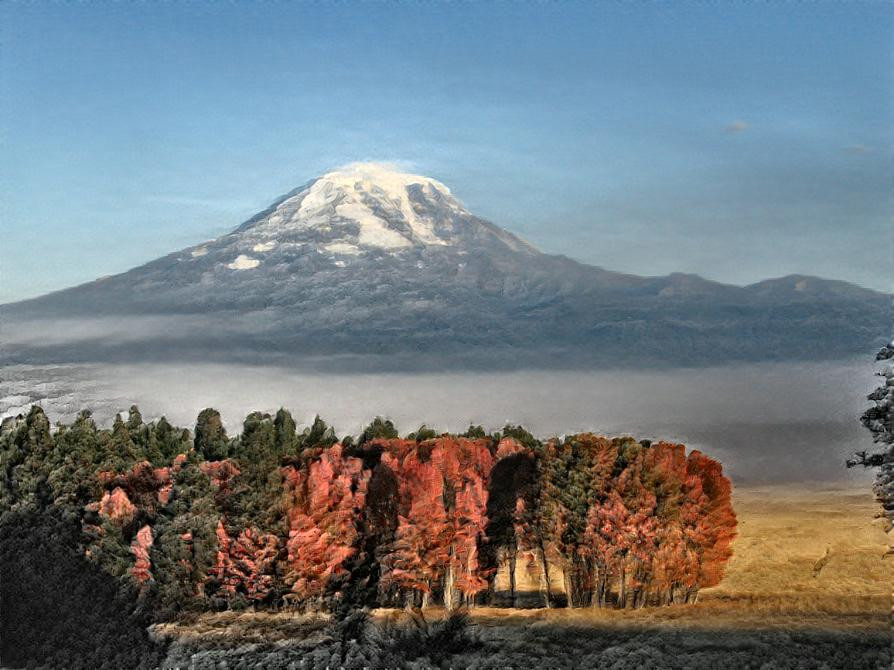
[236,162,469,255]
[218,162,535,261]
[319,162,455,200]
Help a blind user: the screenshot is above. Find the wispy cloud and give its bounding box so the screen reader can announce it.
[142,194,257,210]
[724,120,750,134]
[842,144,871,155]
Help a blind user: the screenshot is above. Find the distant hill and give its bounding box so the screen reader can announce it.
[2,162,889,369]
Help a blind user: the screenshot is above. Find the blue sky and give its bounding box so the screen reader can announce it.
[2,2,891,302]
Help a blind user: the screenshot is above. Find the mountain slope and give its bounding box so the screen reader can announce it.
[2,163,890,369]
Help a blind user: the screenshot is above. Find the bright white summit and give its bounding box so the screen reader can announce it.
[187,162,534,271]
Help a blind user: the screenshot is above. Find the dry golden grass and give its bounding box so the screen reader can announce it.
[154,611,330,645]
[700,483,891,631]
[471,484,893,633]
[716,484,891,597]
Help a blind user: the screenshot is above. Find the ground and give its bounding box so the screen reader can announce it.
[155,485,893,669]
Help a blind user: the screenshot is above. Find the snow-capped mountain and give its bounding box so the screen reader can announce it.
[222,162,536,259]
[2,163,889,369]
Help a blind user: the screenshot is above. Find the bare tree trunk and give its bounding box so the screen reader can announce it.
[562,567,573,608]
[508,544,517,608]
[564,557,588,608]
[637,590,647,609]
[537,545,552,608]
[444,561,459,611]
[618,565,627,609]
[593,569,607,608]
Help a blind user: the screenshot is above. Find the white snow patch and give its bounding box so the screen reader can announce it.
[252,241,276,252]
[323,242,362,256]
[265,162,465,249]
[334,202,413,249]
[191,247,208,257]
[227,255,260,270]
[334,260,346,267]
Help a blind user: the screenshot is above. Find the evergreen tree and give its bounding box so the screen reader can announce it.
[125,405,156,463]
[230,412,284,531]
[461,424,487,439]
[48,445,100,516]
[98,414,143,472]
[850,344,894,548]
[407,424,438,442]
[150,456,220,617]
[194,408,229,461]
[150,416,191,464]
[126,405,143,432]
[68,410,101,466]
[358,416,399,444]
[274,407,299,455]
[0,407,56,515]
[302,415,338,449]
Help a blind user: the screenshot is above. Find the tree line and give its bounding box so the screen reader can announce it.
[0,405,736,621]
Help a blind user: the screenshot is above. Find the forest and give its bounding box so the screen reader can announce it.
[0,405,736,667]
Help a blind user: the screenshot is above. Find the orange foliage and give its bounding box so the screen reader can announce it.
[130,525,154,583]
[212,521,279,602]
[376,437,505,601]
[281,444,371,600]
[99,487,136,524]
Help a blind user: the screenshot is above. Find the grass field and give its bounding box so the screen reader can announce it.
[157,485,893,669]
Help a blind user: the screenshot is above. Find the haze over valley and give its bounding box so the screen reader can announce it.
[1,358,879,485]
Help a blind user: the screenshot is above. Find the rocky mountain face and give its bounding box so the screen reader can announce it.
[2,163,890,369]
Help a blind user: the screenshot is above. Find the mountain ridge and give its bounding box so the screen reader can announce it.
[2,163,890,369]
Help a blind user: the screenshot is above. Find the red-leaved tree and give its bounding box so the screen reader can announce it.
[281,443,371,608]
[376,437,497,608]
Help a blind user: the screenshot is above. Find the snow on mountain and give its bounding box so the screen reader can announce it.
[286,162,457,247]
[199,162,535,270]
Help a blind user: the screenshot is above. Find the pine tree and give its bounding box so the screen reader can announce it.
[850,345,894,550]
[194,408,229,461]
[99,414,142,472]
[0,407,56,515]
[358,417,399,445]
[150,455,220,617]
[273,407,299,455]
[302,415,338,449]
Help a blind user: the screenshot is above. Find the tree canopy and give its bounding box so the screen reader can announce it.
[0,404,737,632]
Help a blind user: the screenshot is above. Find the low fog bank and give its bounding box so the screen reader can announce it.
[4,313,890,373]
[0,359,880,485]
